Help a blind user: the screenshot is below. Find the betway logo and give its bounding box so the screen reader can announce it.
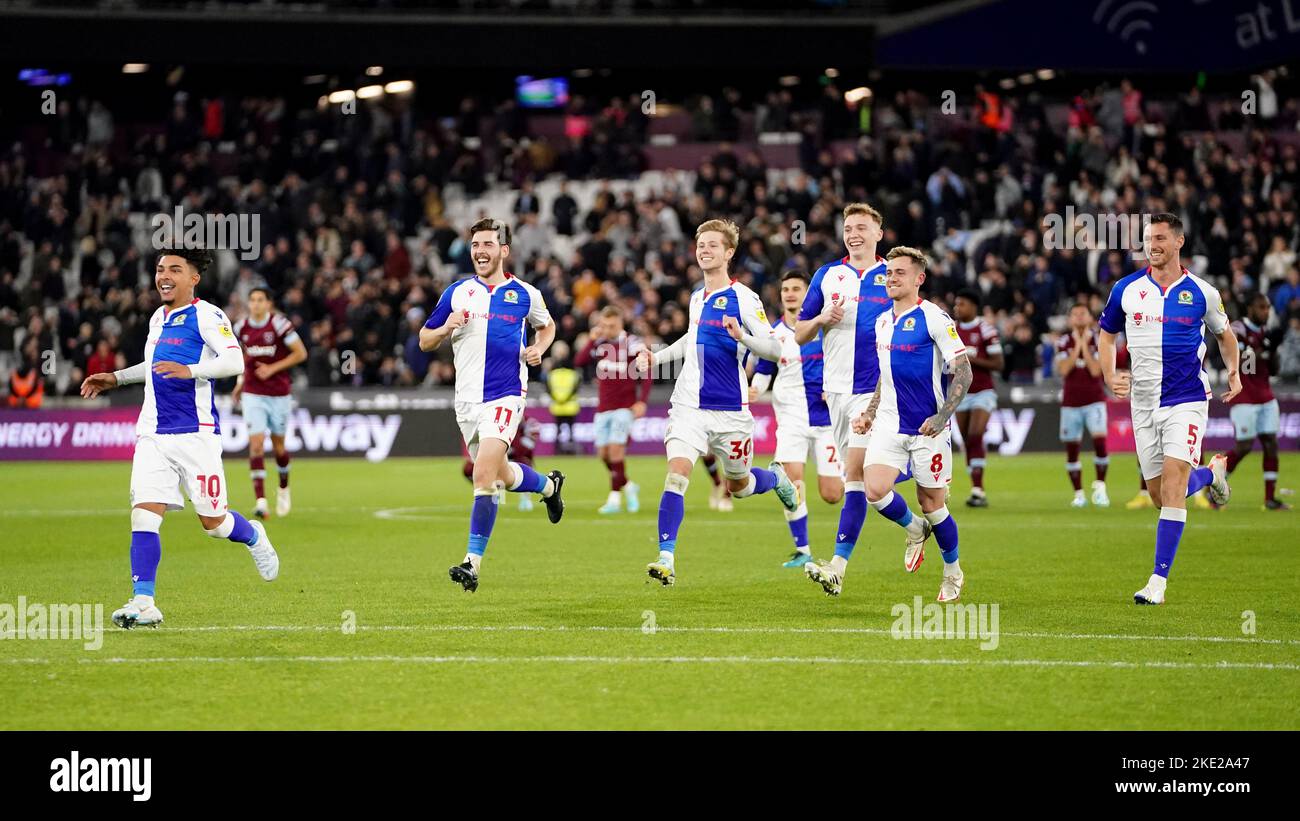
[949,408,1035,456]
[50,751,151,801]
[222,409,401,461]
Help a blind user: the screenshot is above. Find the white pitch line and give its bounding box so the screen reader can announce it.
[37,623,1300,646]
[0,655,1295,671]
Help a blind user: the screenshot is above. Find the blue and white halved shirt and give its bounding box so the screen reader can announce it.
[138,298,239,435]
[669,280,775,412]
[873,300,967,436]
[1098,267,1228,410]
[754,318,831,428]
[798,256,891,395]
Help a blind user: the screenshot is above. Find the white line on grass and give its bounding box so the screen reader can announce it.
[65,623,1300,646]
[0,655,1295,671]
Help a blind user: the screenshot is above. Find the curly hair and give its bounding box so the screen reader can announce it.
[158,248,214,277]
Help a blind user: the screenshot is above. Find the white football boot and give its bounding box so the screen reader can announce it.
[804,560,843,596]
[112,595,164,629]
[937,569,965,603]
[247,520,280,581]
[904,517,932,573]
[276,487,291,517]
[1134,573,1166,605]
[1091,480,1109,507]
[1207,453,1230,507]
[1071,490,1087,508]
[253,497,269,519]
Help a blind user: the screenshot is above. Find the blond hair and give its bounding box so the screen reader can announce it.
[843,202,883,226]
[695,218,740,250]
[886,245,928,270]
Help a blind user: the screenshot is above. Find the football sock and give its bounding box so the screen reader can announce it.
[926,506,960,564]
[1093,439,1108,481]
[508,462,553,497]
[967,436,985,490]
[1065,441,1082,491]
[1153,507,1186,578]
[785,499,810,551]
[467,489,498,558]
[276,451,290,488]
[734,467,777,497]
[1186,466,1214,497]
[658,474,688,555]
[129,508,163,598]
[250,455,266,500]
[833,482,868,561]
[1264,450,1278,502]
[205,511,259,547]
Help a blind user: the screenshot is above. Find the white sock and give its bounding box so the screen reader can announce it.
[540,477,555,498]
[732,473,758,498]
[829,555,847,574]
[944,559,962,576]
[659,550,675,568]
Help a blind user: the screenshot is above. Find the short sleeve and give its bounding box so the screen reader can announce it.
[983,322,1003,355]
[738,287,772,337]
[526,284,553,329]
[199,306,239,352]
[1200,281,1228,335]
[928,307,966,363]
[797,267,826,321]
[1099,282,1126,334]
[425,283,456,330]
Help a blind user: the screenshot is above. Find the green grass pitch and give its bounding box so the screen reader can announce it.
[1,453,1297,730]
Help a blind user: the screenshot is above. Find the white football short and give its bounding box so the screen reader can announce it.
[456,395,526,461]
[774,420,841,478]
[1131,400,1208,481]
[826,391,873,453]
[664,405,755,479]
[866,428,953,489]
[130,432,229,514]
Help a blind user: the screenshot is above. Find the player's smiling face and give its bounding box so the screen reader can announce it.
[155,255,198,307]
[780,278,806,314]
[885,258,923,301]
[1143,222,1184,269]
[470,230,508,278]
[695,232,733,273]
[843,214,882,256]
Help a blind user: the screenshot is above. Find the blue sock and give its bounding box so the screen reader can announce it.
[130,531,161,597]
[509,462,548,494]
[1153,508,1186,578]
[467,492,498,556]
[871,491,914,528]
[788,514,809,549]
[834,484,868,560]
[1186,466,1213,497]
[748,467,778,495]
[227,511,258,546]
[929,508,960,564]
[658,490,685,553]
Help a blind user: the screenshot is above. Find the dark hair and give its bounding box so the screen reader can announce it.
[248,286,273,303]
[954,287,981,308]
[158,248,213,277]
[781,269,811,285]
[1070,301,1094,315]
[469,217,511,247]
[1148,213,1184,236]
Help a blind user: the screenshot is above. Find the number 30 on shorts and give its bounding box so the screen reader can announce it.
[729,439,753,460]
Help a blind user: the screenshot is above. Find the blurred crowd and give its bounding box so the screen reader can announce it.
[4,72,1300,406]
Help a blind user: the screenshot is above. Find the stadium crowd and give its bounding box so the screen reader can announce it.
[3,73,1300,406]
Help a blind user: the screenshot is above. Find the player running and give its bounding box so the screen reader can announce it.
[794,203,894,568]
[232,287,306,519]
[420,218,566,592]
[1098,213,1241,605]
[1055,302,1110,508]
[575,305,650,514]
[634,219,799,586]
[750,270,844,568]
[1225,292,1289,510]
[806,246,971,600]
[952,288,1003,507]
[79,249,280,628]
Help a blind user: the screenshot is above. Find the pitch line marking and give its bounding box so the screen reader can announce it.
[37,623,1299,646]
[0,655,1296,671]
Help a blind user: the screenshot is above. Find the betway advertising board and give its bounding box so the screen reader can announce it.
[3,395,1297,461]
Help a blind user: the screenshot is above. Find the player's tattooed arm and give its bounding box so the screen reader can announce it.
[851,381,883,435]
[920,354,971,436]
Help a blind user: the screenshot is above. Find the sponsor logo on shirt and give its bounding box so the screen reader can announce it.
[218,324,234,337]
[755,308,767,323]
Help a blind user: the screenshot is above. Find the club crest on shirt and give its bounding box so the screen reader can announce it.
[874,273,886,286]
[1178,290,1193,305]
[903,317,916,331]
[170,314,186,326]
[712,296,728,310]
[504,289,519,304]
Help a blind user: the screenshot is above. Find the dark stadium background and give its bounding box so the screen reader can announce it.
[1,0,1297,457]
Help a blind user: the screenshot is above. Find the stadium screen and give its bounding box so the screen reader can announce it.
[515,76,570,109]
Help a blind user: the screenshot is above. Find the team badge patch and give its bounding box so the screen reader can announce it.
[713,296,728,310]
[504,289,519,304]
[170,314,186,326]
[1178,290,1193,305]
[903,317,916,331]
[874,273,886,285]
